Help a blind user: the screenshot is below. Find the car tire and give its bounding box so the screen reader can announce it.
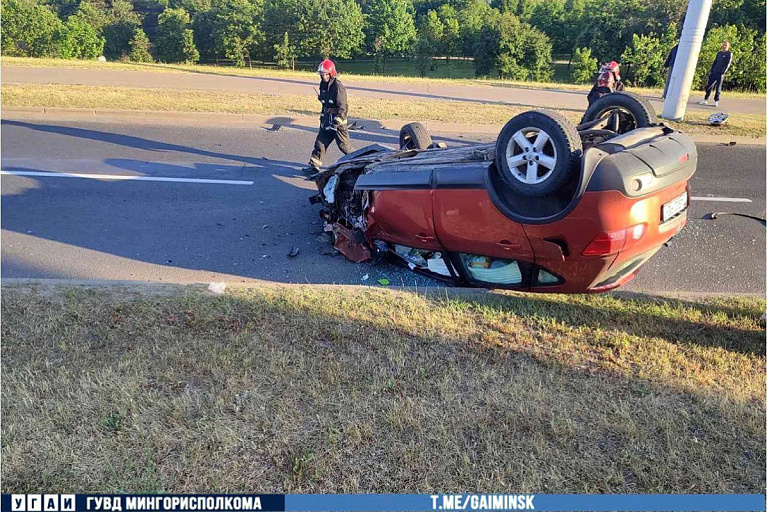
[495,110,582,197]
[399,122,433,150]
[580,91,657,133]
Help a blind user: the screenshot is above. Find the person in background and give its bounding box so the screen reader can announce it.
[698,41,733,107]
[662,44,679,100]
[308,59,352,171]
[587,61,622,107]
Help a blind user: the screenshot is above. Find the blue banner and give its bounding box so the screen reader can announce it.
[2,493,764,512]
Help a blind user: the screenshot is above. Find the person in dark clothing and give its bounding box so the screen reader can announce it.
[662,44,679,99]
[698,41,733,107]
[308,59,352,171]
[587,61,622,107]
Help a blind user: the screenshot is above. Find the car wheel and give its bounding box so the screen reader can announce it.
[580,91,657,134]
[495,110,582,197]
[399,122,433,150]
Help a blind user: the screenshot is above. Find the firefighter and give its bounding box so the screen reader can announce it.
[587,61,622,107]
[308,59,352,171]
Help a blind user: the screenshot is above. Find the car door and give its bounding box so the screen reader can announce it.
[432,189,535,288]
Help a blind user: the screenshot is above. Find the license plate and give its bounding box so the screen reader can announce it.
[662,191,688,222]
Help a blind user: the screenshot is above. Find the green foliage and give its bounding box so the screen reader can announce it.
[457,0,492,56]
[181,29,200,63]
[129,28,154,62]
[169,0,211,15]
[1,0,64,57]
[58,14,105,58]
[694,25,765,93]
[529,0,567,54]
[73,0,109,32]
[419,10,444,52]
[412,34,435,76]
[364,0,417,71]
[709,0,766,32]
[620,32,666,86]
[103,0,142,60]
[3,0,764,91]
[199,0,265,66]
[570,47,596,83]
[274,32,296,69]
[474,12,553,80]
[263,0,363,59]
[437,4,459,59]
[156,7,199,62]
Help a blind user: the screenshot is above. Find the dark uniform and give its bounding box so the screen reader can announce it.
[662,44,678,99]
[309,77,352,169]
[703,49,733,103]
[586,69,621,107]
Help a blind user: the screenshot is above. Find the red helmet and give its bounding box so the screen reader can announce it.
[602,60,621,80]
[317,59,337,77]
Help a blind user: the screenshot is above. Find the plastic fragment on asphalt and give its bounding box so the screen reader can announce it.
[288,247,300,257]
[378,278,390,286]
[208,282,226,294]
[362,274,369,281]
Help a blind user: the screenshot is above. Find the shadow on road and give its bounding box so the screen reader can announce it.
[2,120,303,171]
[128,63,585,113]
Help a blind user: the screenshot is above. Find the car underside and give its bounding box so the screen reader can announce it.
[308,92,697,293]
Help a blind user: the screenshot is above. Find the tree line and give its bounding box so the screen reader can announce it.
[2,0,765,91]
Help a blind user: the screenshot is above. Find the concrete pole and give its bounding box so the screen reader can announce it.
[661,0,713,120]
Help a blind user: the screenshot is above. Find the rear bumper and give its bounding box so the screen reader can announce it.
[527,182,690,293]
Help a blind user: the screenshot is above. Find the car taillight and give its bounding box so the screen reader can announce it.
[582,223,647,256]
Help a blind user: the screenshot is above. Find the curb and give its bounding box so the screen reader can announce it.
[2,278,763,300]
[4,106,765,145]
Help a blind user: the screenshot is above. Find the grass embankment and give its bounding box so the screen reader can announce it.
[4,56,765,100]
[2,285,764,493]
[4,83,765,137]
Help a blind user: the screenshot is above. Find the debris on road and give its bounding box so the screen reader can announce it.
[287,247,300,258]
[361,274,369,281]
[262,224,269,229]
[378,278,390,286]
[208,282,226,294]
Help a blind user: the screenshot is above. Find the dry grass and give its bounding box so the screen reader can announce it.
[3,83,765,137]
[2,284,764,493]
[3,56,765,100]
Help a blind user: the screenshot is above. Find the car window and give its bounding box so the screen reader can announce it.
[459,254,522,285]
[536,268,562,285]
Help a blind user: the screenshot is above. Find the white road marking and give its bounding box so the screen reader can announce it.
[1,170,253,185]
[691,196,753,203]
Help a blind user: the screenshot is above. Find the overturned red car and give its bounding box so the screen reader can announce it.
[309,92,696,293]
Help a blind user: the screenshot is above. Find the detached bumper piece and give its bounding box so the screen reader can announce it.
[332,224,371,263]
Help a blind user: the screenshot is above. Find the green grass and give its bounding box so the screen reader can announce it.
[2,284,764,492]
[4,83,764,137]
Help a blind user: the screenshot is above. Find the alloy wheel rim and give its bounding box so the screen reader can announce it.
[505,127,558,185]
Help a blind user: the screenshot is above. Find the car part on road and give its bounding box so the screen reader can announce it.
[707,112,729,126]
[399,122,433,150]
[705,212,766,226]
[495,110,582,197]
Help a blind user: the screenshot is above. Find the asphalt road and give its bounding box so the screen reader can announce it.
[2,115,765,294]
[5,66,765,117]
